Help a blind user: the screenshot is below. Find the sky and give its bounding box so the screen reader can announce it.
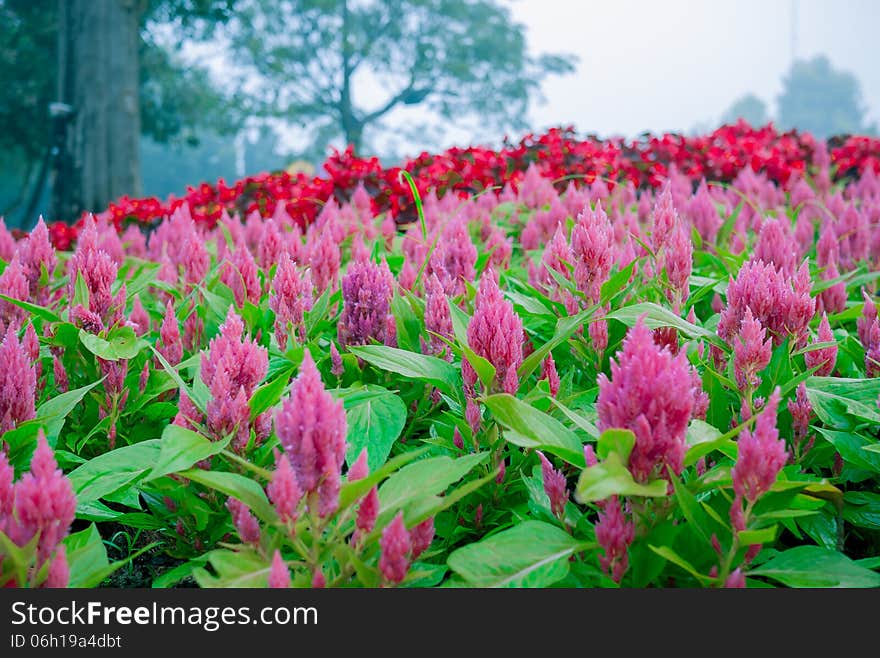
[352,0,880,157]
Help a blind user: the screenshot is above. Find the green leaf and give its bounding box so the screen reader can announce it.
[79,325,141,361]
[64,524,111,588]
[748,546,880,587]
[193,548,275,588]
[36,379,104,444]
[648,545,713,585]
[518,306,596,382]
[73,270,89,310]
[348,344,461,400]
[378,452,488,520]
[249,366,293,418]
[806,377,880,428]
[597,428,636,462]
[447,521,588,587]
[343,387,407,472]
[0,294,62,323]
[738,525,778,545]
[68,440,161,509]
[607,302,725,348]
[150,343,204,414]
[574,452,668,502]
[816,428,880,474]
[177,469,276,523]
[484,393,585,467]
[145,425,231,482]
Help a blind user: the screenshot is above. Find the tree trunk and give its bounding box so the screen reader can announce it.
[53,0,142,222]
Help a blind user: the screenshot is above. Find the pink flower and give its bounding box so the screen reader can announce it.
[732,389,787,503]
[267,450,302,526]
[269,253,313,350]
[355,487,380,541]
[597,317,694,482]
[20,217,57,305]
[788,382,813,450]
[268,550,290,588]
[754,218,798,276]
[129,295,150,336]
[804,313,837,377]
[0,253,30,333]
[858,289,877,348]
[338,259,396,348]
[463,269,523,395]
[733,308,772,392]
[538,451,569,518]
[423,273,453,360]
[379,512,412,585]
[330,341,344,377]
[541,354,561,397]
[221,241,261,308]
[0,324,36,434]
[664,223,692,307]
[572,201,614,303]
[226,497,261,545]
[308,229,341,295]
[595,495,634,583]
[410,517,435,559]
[275,350,347,517]
[724,568,746,588]
[651,182,678,251]
[687,180,722,244]
[257,219,286,270]
[44,545,70,588]
[157,302,183,366]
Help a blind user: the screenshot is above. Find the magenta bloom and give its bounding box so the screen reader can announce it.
[651,182,678,251]
[308,229,341,295]
[788,382,813,452]
[157,301,183,366]
[20,217,57,305]
[538,451,569,518]
[0,253,30,334]
[541,354,561,397]
[0,324,37,434]
[595,495,634,583]
[410,517,436,559]
[733,308,772,392]
[428,217,477,298]
[379,512,412,585]
[858,289,877,349]
[804,313,837,377]
[687,180,722,244]
[226,497,261,545]
[67,233,125,330]
[732,389,787,503]
[268,550,290,589]
[267,450,302,526]
[330,341,344,376]
[257,218,285,270]
[355,487,380,541]
[129,295,150,336]
[571,201,614,303]
[597,317,694,482]
[423,273,453,360]
[664,223,692,307]
[464,269,523,395]
[338,259,396,348]
[754,218,798,276]
[275,350,347,518]
[269,253,313,350]
[44,546,70,588]
[10,430,76,562]
[221,241,261,308]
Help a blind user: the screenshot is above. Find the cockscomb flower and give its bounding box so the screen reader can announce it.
[0,253,30,334]
[43,545,70,588]
[731,389,787,503]
[0,218,14,261]
[354,487,380,544]
[157,302,183,366]
[11,430,76,562]
[221,241,261,308]
[541,354,561,397]
[485,226,513,270]
[308,229,341,295]
[257,218,285,270]
[571,201,614,303]
[423,273,453,360]
[0,324,37,434]
[269,253,313,350]
[379,512,412,585]
[754,218,798,276]
[538,451,569,518]
[687,180,723,244]
[275,350,347,518]
[734,308,772,392]
[20,217,57,305]
[330,341,344,377]
[428,217,477,298]
[788,382,814,458]
[338,259,395,348]
[268,550,290,588]
[226,497,261,545]
[597,317,694,482]
[464,269,523,395]
[858,289,877,348]
[267,450,302,527]
[804,313,837,377]
[410,517,436,560]
[664,223,692,307]
[651,182,678,251]
[818,260,847,315]
[129,295,150,336]
[595,495,634,583]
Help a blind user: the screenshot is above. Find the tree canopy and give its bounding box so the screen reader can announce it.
[721,93,769,127]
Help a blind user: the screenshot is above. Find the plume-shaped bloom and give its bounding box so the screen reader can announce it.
[687,180,723,244]
[651,182,678,250]
[355,487,380,543]
[67,224,125,330]
[733,308,772,392]
[423,273,453,360]
[221,241,261,308]
[275,350,347,517]
[788,382,814,457]
[571,201,614,303]
[595,495,634,583]
[20,217,57,305]
[129,295,150,336]
[664,223,692,307]
[731,389,787,503]
[427,217,477,298]
[44,545,70,588]
[157,302,183,366]
[804,312,837,377]
[330,341,344,376]
[463,270,523,395]
[257,218,286,270]
[379,512,412,585]
[338,259,395,348]
[0,253,30,333]
[226,497,261,545]
[269,253,313,350]
[538,451,569,518]
[597,317,694,482]
[268,550,290,588]
[0,324,36,434]
[754,218,798,275]
[541,354,561,397]
[858,289,877,348]
[267,450,302,526]
[308,229,341,295]
[410,517,435,560]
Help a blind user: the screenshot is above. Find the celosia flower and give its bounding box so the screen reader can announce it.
[724,568,746,589]
[355,487,380,542]
[275,350,347,518]
[330,341,344,377]
[269,253,313,350]
[804,313,837,377]
[0,324,37,434]
[731,389,787,503]
[129,295,150,336]
[858,289,877,348]
[571,201,614,303]
[754,218,798,276]
[595,495,634,583]
[267,450,302,526]
[67,234,125,329]
[338,259,396,348]
[788,382,814,457]
[0,253,30,333]
[651,182,678,251]
[538,451,569,518]
[308,229,341,295]
[221,241,261,308]
[733,308,772,392]
[423,273,453,360]
[257,218,285,270]
[157,302,183,366]
[664,223,692,307]
[410,517,435,559]
[687,180,722,244]
[226,497,261,545]
[597,317,694,482]
[541,354,561,397]
[463,269,523,395]
[44,545,70,588]
[379,512,412,585]
[20,217,57,305]
[268,550,290,588]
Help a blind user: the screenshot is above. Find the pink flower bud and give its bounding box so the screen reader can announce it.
[267,450,302,526]
[538,451,569,518]
[44,546,70,589]
[541,354,561,397]
[226,497,261,545]
[379,512,412,585]
[804,312,837,377]
[410,517,435,560]
[732,389,787,503]
[595,495,634,583]
[268,550,290,588]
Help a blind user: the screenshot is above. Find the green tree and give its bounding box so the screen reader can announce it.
[218,0,576,154]
[721,93,769,127]
[778,55,875,138]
